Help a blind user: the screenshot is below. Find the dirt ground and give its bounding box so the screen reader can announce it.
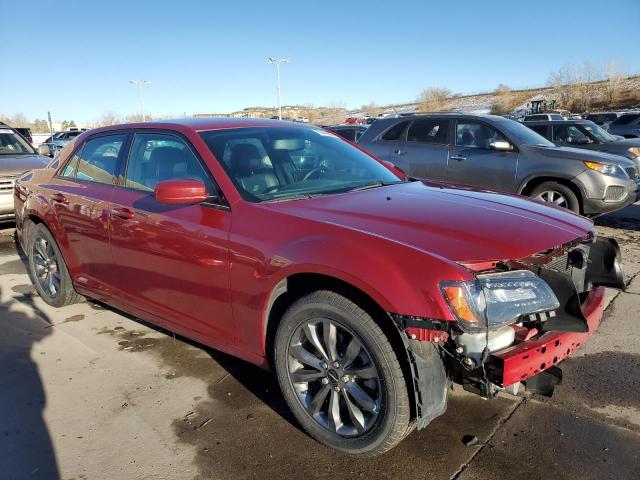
[1,202,639,480]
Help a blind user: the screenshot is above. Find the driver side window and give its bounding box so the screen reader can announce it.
[456,122,507,149]
[124,133,211,192]
[553,125,590,144]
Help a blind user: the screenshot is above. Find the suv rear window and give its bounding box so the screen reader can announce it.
[612,114,640,125]
[406,119,450,144]
[380,121,410,141]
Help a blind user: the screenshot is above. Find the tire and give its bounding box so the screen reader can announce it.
[274,290,411,456]
[27,223,82,307]
[529,181,580,214]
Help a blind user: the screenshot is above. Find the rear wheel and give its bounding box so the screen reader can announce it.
[274,290,411,456]
[529,181,580,214]
[27,223,82,307]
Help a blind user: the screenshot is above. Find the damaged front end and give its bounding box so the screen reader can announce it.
[391,233,625,430]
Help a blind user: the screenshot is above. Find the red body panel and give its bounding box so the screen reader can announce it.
[493,286,606,387]
[13,118,600,370]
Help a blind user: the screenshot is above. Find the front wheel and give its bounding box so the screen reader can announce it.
[529,181,580,214]
[27,223,82,307]
[274,290,411,456]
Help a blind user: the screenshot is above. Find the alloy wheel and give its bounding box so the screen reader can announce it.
[32,236,61,298]
[535,190,568,209]
[286,318,382,437]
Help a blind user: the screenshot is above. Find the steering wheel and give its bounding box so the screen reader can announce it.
[302,166,327,181]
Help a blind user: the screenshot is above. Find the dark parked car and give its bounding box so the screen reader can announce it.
[608,113,640,138]
[13,118,625,455]
[585,112,624,129]
[524,119,640,171]
[324,125,367,142]
[357,114,639,215]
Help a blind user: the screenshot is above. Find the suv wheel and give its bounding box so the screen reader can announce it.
[274,290,411,456]
[27,223,83,307]
[529,181,580,213]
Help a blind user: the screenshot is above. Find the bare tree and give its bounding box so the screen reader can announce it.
[417,87,452,112]
[604,60,627,105]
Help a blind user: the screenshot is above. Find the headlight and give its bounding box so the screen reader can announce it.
[583,161,628,178]
[628,147,640,158]
[441,270,559,332]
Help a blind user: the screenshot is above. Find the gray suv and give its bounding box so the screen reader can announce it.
[357,114,639,215]
[0,124,50,220]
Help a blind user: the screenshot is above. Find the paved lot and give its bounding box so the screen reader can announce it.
[1,203,640,480]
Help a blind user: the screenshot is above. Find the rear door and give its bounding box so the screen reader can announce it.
[362,120,411,168]
[399,118,450,180]
[108,130,234,343]
[447,120,518,191]
[50,131,129,290]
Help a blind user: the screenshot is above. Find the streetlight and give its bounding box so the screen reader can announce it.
[267,57,289,120]
[129,80,151,121]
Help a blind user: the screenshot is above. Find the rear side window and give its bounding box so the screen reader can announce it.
[64,134,125,184]
[407,119,450,144]
[124,132,211,192]
[380,121,410,141]
[612,114,640,125]
[528,125,550,138]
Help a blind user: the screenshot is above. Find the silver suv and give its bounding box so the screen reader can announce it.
[0,124,50,220]
[357,114,639,215]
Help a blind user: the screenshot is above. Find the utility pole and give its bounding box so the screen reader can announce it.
[267,57,290,120]
[47,111,53,139]
[129,80,151,121]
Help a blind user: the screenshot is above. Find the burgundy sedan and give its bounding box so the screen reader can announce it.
[14,119,624,455]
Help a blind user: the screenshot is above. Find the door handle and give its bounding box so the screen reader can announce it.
[393,149,407,156]
[50,193,68,204]
[450,155,467,161]
[111,207,134,220]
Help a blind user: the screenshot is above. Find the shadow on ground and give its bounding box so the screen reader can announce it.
[0,286,60,479]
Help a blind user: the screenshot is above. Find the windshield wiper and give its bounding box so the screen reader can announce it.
[264,193,321,203]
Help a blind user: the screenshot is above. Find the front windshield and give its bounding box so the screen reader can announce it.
[200,126,402,202]
[581,122,617,142]
[0,128,35,155]
[502,120,555,147]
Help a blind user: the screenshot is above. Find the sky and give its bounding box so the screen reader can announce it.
[2,0,639,123]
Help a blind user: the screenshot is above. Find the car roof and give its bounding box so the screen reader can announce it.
[87,117,313,136]
[523,119,593,125]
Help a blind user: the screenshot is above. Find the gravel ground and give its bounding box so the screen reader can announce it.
[1,202,639,480]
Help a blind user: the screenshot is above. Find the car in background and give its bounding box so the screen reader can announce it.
[0,124,50,220]
[585,112,624,130]
[523,113,565,121]
[324,125,367,142]
[13,118,626,455]
[357,114,639,216]
[524,119,640,170]
[40,129,87,156]
[608,113,640,138]
[14,127,34,145]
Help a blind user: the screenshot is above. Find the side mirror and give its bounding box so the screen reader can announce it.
[489,140,514,151]
[381,160,407,179]
[155,179,208,205]
[38,144,52,157]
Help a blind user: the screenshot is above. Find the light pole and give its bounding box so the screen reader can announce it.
[129,80,151,121]
[267,57,289,120]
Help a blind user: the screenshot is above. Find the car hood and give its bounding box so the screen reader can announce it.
[270,181,593,263]
[0,154,50,177]
[527,144,635,166]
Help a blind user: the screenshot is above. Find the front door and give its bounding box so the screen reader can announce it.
[108,130,233,343]
[447,120,518,192]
